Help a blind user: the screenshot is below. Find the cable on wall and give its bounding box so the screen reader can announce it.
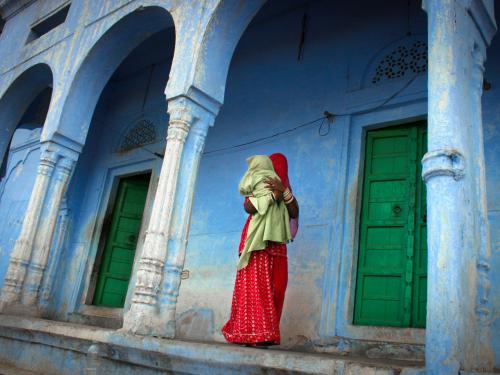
[203,74,419,155]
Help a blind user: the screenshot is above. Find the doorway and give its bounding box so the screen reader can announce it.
[353,121,427,328]
[92,173,151,308]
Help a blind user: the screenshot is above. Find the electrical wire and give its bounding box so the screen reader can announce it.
[203,74,420,155]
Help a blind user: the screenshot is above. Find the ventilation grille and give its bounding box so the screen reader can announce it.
[118,119,156,152]
[372,41,427,85]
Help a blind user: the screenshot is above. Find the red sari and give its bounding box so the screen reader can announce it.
[222,153,292,345]
[221,215,288,344]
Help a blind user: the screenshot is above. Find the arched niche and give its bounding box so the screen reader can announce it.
[0,66,53,292]
[51,6,176,318]
[0,63,53,165]
[55,6,175,149]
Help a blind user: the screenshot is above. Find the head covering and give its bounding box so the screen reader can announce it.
[270,152,298,240]
[238,155,278,197]
[269,153,291,192]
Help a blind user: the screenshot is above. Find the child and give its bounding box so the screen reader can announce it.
[237,155,292,269]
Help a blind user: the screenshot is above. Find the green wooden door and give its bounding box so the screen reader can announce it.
[93,174,150,308]
[354,122,427,328]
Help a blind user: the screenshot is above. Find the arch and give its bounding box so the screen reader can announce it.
[168,0,266,108]
[0,63,53,164]
[55,6,175,147]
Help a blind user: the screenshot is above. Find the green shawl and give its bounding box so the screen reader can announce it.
[237,155,292,269]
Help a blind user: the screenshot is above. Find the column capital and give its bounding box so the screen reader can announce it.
[167,95,217,128]
[423,0,497,46]
[56,157,75,178]
[40,139,80,163]
[38,150,58,177]
[459,0,497,45]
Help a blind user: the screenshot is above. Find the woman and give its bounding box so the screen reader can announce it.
[222,153,299,346]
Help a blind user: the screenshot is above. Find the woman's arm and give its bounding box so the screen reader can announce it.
[285,198,299,219]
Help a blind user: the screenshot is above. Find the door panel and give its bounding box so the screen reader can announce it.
[354,122,427,328]
[93,173,150,308]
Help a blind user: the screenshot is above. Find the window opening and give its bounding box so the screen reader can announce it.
[26,3,70,43]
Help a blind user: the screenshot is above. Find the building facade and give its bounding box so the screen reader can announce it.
[0,0,498,374]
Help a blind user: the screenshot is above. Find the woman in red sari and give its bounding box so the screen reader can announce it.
[222,153,299,346]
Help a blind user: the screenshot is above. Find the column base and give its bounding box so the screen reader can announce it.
[121,304,175,338]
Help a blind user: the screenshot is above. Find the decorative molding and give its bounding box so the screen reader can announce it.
[132,256,164,306]
[371,41,427,85]
[0,0,36,20]
[422,149,465,182]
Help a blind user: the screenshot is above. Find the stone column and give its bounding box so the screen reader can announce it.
[123,96,214,336]
[40,200,69,306]
[22,157,74,308]
[0,150,58,311]
[423,1,496,374]
[157,116,210,338]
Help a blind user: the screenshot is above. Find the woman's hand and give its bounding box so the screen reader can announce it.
[264,177,285,192]
[265,177,284,202]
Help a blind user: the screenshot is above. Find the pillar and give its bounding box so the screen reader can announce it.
[157,110,210,338]
[22,157,74,307]
[0,149,58,310]
[122,96,216,336]
[423,1,496,373]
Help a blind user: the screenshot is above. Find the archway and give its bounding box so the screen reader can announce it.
[55,6,175,147]
[49,6,176,320]
[0,64,53,165]
[0,64,53,290]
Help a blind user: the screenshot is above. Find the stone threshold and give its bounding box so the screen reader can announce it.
[0,314,426,375]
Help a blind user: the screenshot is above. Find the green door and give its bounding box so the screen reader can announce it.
[93,174,150,308]
[354,122,427,328]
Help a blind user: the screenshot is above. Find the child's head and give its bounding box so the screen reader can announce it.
[246,155,274,172]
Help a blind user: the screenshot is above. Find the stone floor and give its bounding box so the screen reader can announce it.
[0,314,426,375]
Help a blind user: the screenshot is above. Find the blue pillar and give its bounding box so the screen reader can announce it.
[424,1,496,374]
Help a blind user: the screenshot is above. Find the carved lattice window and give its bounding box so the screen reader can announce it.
[118,119,156,152]
[372,41,427,84]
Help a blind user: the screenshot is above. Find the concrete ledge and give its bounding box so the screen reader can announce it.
[0,315,425,375]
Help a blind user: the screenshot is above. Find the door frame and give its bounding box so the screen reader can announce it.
[319,100,427,345]
[74,159,159,319]
[87,171,152,308]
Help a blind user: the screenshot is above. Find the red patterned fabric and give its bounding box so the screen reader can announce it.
[222,215,288,345]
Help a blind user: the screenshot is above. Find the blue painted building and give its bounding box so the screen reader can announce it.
[0,0,498,374]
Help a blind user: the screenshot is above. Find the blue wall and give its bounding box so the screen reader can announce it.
[483,29,500,367]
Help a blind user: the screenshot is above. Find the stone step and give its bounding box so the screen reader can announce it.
[0,363,42,375]
[0,315,425,375]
